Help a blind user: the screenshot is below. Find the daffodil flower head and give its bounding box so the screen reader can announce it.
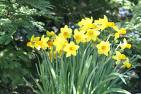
[27,35,40,48]
[81,23,98,31]
[107,22,115,28]
[120,38,131,50]
[96,41,110,56]
[47,40,53,49]
[122,58,132,69]
[64,41,79,57]
[114,28,127,40]
[73,29,87,44]
[40,35,49,50]
[118,28,126,34]
[78,17,98,31]
[59,25,72,39]
[95,15,108,24]
[94,15,114,30]
[53,36,68,52]
[32,35,49,50]
[112,51,126,61]
[78,17,93,27]
[46,31,56,37]
[114,32,120,40]
[34,40,42,50]
[86,29,100,42]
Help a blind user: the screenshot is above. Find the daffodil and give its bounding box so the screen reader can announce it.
[114,28,126,40]
[96,41,110,56]
[78,17,93,27]
[94,15,115,30]
[34,41,42,50]
[86,29,100,42]
[120,38,131,50]
[118,28,126,34]
[112,51,126,61]
[114,32,120,40]
[73,29,86,44]
[80,24,98,31]
[53,36,68,52]
[47,40,53,49]
[27,35,40,48]
[78,17,98,31]
[40,35,49,49]
[64,41,79,57]
[46,31,56,37]
[59,25,72,39]
[122,58,132,68]
[34,35,49,50]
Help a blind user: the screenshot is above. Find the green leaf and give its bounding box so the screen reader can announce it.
[104,88,131,94]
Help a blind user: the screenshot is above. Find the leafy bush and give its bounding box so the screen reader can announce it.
[119,1,141,93]
[124,1,141,57]
[48,0,139,23]
[0,0,54,93]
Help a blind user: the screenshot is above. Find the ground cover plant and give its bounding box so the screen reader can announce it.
[27,16,134,94]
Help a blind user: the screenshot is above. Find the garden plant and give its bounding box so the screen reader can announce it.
[27,16,134,94]
[0,0,141,94]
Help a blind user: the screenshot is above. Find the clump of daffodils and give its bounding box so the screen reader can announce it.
[27,15,132,69]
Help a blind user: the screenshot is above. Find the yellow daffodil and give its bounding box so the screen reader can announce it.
[107,22,115,28]
[94,15,115,30]
[78,17,93,27]
[112,51,126,61]
[118,28,126,34]
[79,29,86,33]
[78,17,98,31]
[114,32,120,40]
[122,58,132,69]
[120,38,131,50]
[41,35,49,49]
[47,40,53,49]
[64,41,79,57]
[53,36,68,52]
[114,28,126,40]
[34,41,42,50]
[46,31,56,37]
[27,35,40,48]
[86,29,100,42]
[73,29,86,44]
[59,25,72,38]
[80,24,98,31]
[34,35,49,50]
[96,41,110,56]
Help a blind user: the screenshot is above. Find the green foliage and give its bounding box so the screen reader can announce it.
[119,1,141,93]
[123,1,141,56]
[0,0,53,45]
[0,45,31,84]
[0,0,140,93]
[33,48,131,94]
[0,0,54,93]
[48,0,139,23]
